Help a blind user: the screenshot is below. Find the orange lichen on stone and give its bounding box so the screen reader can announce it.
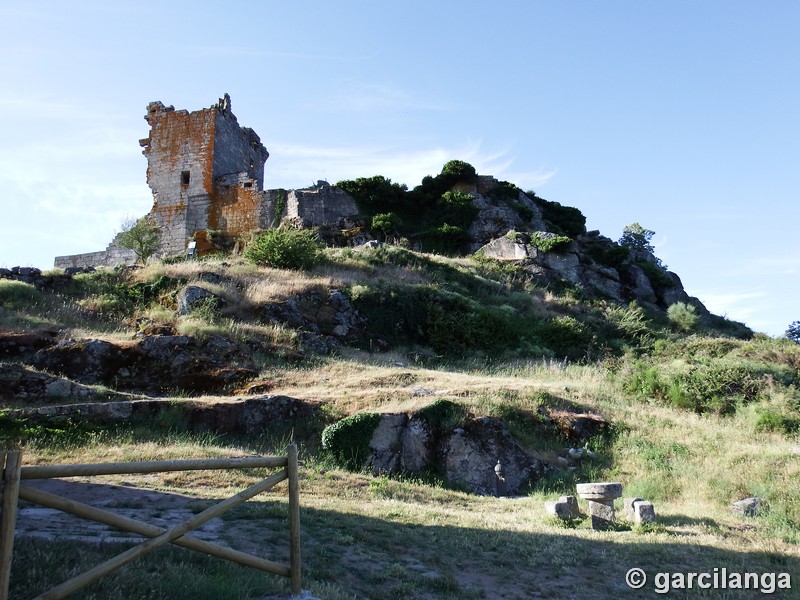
[211,184,264,237]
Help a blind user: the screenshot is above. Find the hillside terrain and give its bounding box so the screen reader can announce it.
[1,164,800,598]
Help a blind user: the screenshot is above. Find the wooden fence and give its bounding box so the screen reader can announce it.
[0,445,301,600]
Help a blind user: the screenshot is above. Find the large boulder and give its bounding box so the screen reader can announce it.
[177,285,223,316]
[361,406,547,495]
[442,417,545,495]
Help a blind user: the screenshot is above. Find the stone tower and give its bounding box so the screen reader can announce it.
[138,94,271,254]
[54,95,360,268]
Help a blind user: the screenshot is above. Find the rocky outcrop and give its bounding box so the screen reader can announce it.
[177,284,224,315]
[31,335,257,395]
[366,409,547,495]
[467,186,547,249]
[6,395,321,436]
[262,287,367,354]
[0,362,136,402]
[0,331,60,362]
[478,229,710,314]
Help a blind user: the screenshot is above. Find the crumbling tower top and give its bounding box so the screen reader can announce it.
[137,94,270,254]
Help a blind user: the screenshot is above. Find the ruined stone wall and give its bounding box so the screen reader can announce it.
[54,233,137,269]
[286,181,359,227]
[212,184,271,237]
[139,101,217,255]
[212,102,268,192]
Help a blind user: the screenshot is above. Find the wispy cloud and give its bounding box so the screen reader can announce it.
[267,140,556,190]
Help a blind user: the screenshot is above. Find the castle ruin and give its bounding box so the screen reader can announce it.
[55,95,359,268]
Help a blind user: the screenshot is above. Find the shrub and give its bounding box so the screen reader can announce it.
[667,302,699,332]
[626,358,782,414]
[583,240,629,271]
[336,176,408,215]
[440,160,476,180]
[370,212,401,239]
[425,224,470,255]
[321,412,381,470]
[529,232,572,253]
[625,362,667,400]
[533,315,594,360]
[534,197,586,237]
[416,399,468,433]
[619,222,656,254]
[637,259,673,293]
[754,409,800,435]
[244,227,323,270]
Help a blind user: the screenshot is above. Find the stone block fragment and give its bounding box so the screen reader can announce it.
[545,498,581,520]
[732,497,760,517]
[633,501,656,524]
[558,495,581,519]
[624,497,645,521]
[576,482,622,501]
[588,500,616,530]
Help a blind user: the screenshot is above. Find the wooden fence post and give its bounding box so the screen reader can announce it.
[287,443,302,595]
[0,450,23,600]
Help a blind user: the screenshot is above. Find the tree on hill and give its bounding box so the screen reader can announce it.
[619,222,656,254]
[786,321,800,344]
[117,215,161,264]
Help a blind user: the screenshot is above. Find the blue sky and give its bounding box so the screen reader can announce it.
[1,1,798,336]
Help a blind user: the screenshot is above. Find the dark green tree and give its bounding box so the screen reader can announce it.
[370,212,401,240]
[619,222,656,254]
[786,321,800,344]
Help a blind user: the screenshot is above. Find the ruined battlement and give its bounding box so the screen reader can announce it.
[55,95,358,267]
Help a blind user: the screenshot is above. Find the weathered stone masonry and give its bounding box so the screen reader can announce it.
[55,95,359,268]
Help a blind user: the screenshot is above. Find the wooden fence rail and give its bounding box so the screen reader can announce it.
[0,445,302,600]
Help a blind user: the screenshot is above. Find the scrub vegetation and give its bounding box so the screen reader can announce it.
[2,240,799,599]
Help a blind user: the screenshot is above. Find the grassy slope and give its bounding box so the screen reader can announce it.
[2,249,800,599]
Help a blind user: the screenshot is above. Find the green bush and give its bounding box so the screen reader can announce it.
[534,197,586,237]
[440,160,477,180]
[533,315,594,360]
[625,358,787,415]
[370,212,401,239]
[336,175,408,215]
[416,399,468,432]
[667,302,699,332]
[583,240,629,271]
[637,259,674,293]
[624,362,666,400]
[245,227,323,270]
[321,412,381,470]
[529,232,572,253]
[754,409,800,435]
[426,223,470,254]
[619,222,656,254]
[0,280,42,310]
[606,302,653,348]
